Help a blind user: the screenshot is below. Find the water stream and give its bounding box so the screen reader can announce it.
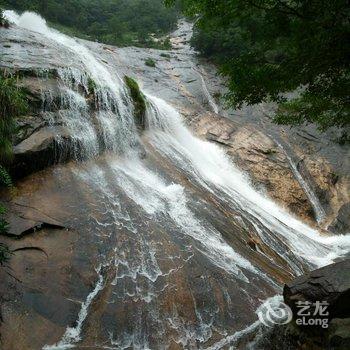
[276,141,326,224]
[193,68,219,114]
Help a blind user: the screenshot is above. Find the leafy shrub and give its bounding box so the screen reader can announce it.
[0,165,13,188]
[145,58,156,68]
[1,0,180,48]
[0,206,9,235]
[0,166,13,265]
[168,0,350,133]
[0,72,24,265]
[87,77,97,94]
[160,53,171,59]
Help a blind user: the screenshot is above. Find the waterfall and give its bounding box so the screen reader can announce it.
[193,68,219,114]
[4,10,139,158]
[144,95,350,268]
[276,142,327,224]
[3,10,350,349]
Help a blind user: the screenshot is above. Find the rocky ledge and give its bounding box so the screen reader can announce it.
[284,259,350,322]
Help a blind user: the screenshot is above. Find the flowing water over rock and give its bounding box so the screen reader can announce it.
[0,11,349,350]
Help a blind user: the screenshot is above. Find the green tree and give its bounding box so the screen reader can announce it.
[1,0,180,48]
[166,0,350,134]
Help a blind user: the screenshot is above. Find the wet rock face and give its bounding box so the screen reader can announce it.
[329,203,350,235]
[284,259,350,321]
[187,112,315,222]
[0,160,284,350]
[1,23,349,226]
[0,19,349,350]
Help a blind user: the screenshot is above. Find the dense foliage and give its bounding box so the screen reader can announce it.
[0,72,28,163]
[0,0,179,48]
[167,0,350,134]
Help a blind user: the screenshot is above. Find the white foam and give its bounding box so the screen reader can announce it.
[108,156,268,283]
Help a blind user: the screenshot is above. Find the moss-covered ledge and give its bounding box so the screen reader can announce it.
[124,76,147,130]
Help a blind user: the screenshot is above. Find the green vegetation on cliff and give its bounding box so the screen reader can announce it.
[0,72,28,163]
[0,0,180,48]
[0,71,25,258]
[124,76,146,129]
[145,58,156,68]
[0,243,11,265]
[167,0,350,135]
[0,8,9,27]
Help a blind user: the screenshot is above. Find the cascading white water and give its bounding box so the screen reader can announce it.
[57,87,99,159]
[4,10,139,158]
[4,10,350,349]
[43,266,105,350]
[144,95,350,269]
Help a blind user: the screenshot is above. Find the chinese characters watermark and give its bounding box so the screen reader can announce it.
[295,300,329,328]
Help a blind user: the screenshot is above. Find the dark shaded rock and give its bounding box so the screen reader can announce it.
[284,259,350,321]
[5,214,66,238]
[258,261,350,350]
[329,203,350,235]
[17,77,61,108]
[328,318,350,349]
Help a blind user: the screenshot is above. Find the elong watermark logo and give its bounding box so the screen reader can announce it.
[257,298,293,327]
[258,298,330,328]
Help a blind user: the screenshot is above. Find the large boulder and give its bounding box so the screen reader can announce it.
[277,260,350,349]
[284,259,350,321]
[11,126,72,178]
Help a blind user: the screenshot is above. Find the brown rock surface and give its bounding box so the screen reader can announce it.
[186,112,314,222]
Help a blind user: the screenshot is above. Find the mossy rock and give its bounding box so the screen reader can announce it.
[124,76,146,130]
[0,68,58,79]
